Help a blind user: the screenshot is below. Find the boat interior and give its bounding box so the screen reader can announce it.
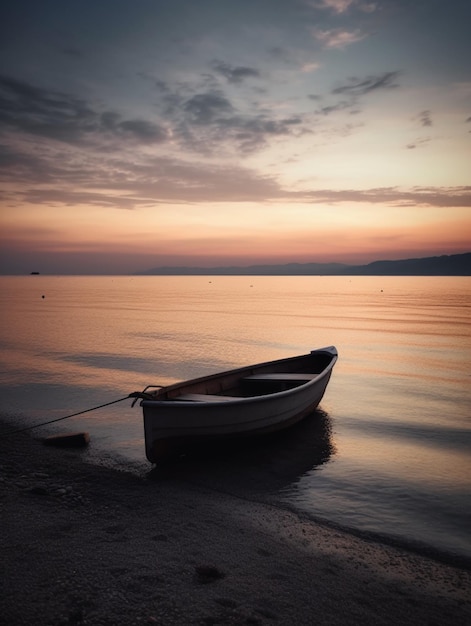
[148,351,334,402]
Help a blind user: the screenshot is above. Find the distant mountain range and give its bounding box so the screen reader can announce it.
[137,252,471,276]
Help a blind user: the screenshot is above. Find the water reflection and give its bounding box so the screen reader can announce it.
[149,409,336,495]
[2,275,470,562]
[341,417,471,453]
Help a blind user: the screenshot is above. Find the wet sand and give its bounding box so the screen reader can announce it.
[1,419,470,625]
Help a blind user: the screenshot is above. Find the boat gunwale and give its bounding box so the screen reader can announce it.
[140,347,337,407]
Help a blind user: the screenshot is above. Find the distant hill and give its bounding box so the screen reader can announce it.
[137,253,471,276]
[342,253,471,276]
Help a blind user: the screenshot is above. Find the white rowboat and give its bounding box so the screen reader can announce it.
[136,346,338,462]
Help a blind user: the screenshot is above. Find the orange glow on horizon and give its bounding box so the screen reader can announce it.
[1,196,470,274]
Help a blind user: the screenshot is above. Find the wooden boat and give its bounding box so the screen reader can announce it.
[135,346,337,463]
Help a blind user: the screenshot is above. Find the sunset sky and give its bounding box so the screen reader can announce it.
[1,0,470,274]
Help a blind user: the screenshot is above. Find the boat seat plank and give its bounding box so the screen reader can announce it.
[175,393,238,402]
[242,373,317,382]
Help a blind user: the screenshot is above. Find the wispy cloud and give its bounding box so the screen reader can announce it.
[307,0,377,13]
[2,133,469,211]
[312,28,366,49]
[312,71,399,116]
[301,186,471,208]
[300,62,321,73]
[316,100,354,115]
[406,137,431,150]
[332,72,400,95]
[418,110,433,127]
[211,61,261,84]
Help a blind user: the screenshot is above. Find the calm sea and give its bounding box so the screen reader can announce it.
[1,276,470,564]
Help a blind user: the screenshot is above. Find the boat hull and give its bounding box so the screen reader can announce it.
[140,346,337,462]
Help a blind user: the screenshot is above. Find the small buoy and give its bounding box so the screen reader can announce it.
[41,295,45,299]
[43,432,90,448]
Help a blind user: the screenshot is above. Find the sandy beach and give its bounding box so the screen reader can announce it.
[1,419,470,626]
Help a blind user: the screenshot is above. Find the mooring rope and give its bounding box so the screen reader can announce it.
[0,392,149,438]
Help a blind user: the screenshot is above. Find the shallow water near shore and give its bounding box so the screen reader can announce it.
[1,275,470,562]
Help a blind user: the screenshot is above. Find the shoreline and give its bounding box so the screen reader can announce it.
[1,420,471,625]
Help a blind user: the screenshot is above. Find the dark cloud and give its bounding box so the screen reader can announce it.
[0,74,168,146]
[180,99,305,153]
[100,115,168,144]
[149,77,309,154]
[316,100,354,115]
[211,61,261,84]
[0,75,96,143]
[332,71,400,96]
[418,110,432,127]
[183,91,234,124]
[312,71,399,117]
[0,71,310,168]
[118,119,168,143]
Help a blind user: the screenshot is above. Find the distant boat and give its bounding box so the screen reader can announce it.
[132,346,338,462]
[30,272,40,275]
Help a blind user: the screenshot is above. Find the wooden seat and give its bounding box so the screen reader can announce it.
[242,373,316,382]
[175,393,238,402]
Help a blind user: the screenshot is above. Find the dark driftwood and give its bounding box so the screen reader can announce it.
[43,432,90,448]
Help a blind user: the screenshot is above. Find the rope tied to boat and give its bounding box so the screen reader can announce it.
[0,391,155,438]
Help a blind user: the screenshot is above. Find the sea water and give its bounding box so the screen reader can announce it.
[0,275,470,563]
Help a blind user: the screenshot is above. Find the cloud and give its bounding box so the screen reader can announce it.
[300,62,321,73]
[183,91,234,124]
[406,137,431,150]
[211,61,261,84]
[20,189,140,210]
[0,75,96,143]
[0,74,168,146]
[418,110,432,127]
[332,72,400,95]
[2,150,285,207]
[300,186,471,208]
[312,28,366,48]
[316,100,355,115]
[153,78,309,154]
[307,0,377,13]
[3,132,469,211]
[113,119,169,144]
[0,71,311,172]
[313,72,399,116]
